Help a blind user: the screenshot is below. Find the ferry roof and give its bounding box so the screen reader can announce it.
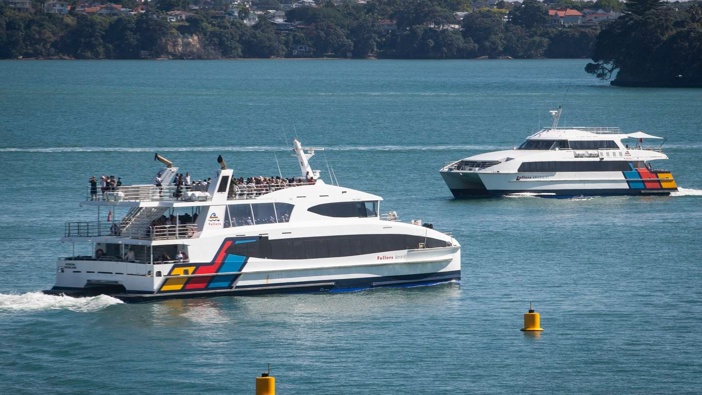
[528,127,664,140]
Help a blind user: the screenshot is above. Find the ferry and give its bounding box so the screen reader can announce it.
[46,139,461,302]
[440,108,678,198]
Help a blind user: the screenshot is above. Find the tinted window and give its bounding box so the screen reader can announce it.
[275,203,294,223]
[570,141,618,150]
[308,201,379,218]
[224,234,451,260]
[252,203,276,225]
[518,161,632,172]
[217,175,230,193]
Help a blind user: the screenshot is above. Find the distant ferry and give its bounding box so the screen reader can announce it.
[46,139,460,302]
[440,108,678,198]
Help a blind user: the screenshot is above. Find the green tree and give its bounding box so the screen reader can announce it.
[309,21,353,56]
[586,3,702,86]
[624,0,662,16]
[135,13,171,57]
[155,0,189,12]
[393,0,452,30]
[594,0,623,12]
[348,17,379,58]
[241,19,286,57]
[504,25,549,58]
[508,0,549,30]
[104,16,140,58]
[462,10,505,57]
[57,14,107,59]
[545,27,598,58]
[0,11,27,58]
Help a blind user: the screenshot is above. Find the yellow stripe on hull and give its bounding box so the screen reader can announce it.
[658,172,677,189]
[160,266,197,291]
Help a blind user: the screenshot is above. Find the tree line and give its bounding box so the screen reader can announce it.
[0,0,602,60]
[586,0,702,87]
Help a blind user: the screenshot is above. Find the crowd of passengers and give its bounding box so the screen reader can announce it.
[89,175,123,201]
[228,175,315,199]
[167,172,212,199]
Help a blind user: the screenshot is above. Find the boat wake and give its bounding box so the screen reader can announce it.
[0,292,122,313]
[671,187,702,197]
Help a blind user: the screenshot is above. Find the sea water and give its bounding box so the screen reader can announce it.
[1,59,701,394]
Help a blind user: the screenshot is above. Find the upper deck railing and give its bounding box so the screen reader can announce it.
[543,126,622,134]
[227,181,314,200]
[89,180,316,203]
[64,221,197,240]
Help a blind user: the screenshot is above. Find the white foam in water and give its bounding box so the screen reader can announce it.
[0,292,123,313]
[672,187,702,197]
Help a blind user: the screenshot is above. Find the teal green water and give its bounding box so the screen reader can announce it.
[1,59,701,394]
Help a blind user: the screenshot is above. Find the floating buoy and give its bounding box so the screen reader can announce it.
[521,303,543,332]
[256,365,275,395]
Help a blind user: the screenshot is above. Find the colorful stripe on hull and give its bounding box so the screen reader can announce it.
[159,237,255,293]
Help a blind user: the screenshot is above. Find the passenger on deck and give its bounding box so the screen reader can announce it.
[100,176,108,197]
[154,175,163,197]
[124,249,135,262]
[89,176,98,200]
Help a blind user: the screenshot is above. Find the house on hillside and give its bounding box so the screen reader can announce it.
[379,19,397,35]
[548,9,583,26]
[45,0,69,14]
[581,8,620,25]
[4,0,32,12]
[166,10,194,22]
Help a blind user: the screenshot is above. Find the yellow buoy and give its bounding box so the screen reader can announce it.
[521,303,543,332]
[256,365,275,395]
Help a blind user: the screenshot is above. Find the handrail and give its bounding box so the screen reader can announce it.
[64,221,197,240]
[227,181,314,200]
[87,181,315,202]
[545,126,622,134]
[64,221,115,237]
[88,184,212,203]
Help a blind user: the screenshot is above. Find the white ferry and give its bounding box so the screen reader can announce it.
[440,108,678,198]
[46,140,460,302]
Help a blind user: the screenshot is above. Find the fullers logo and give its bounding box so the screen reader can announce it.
[208,213,221,225]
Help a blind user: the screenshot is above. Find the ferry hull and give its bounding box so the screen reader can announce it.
[441,170,677,198]
[46,245,461,303]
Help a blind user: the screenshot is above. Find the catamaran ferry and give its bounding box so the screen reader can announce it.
[46,140,461,302]
[440,108,678,198]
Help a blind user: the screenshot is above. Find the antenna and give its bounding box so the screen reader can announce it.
[549,106,562,128]
[274,150,283,179]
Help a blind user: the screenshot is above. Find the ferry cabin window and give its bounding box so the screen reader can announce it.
[518,161,633,172]
[252,203,276,225]
[569,141,618,150]
[224,203,295,228]
[275,203,293,223]
[226,204,253,227]
[458,161,501,170]
[308,201,379,218]
[518,140,568,150]
[226,234,451,260]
